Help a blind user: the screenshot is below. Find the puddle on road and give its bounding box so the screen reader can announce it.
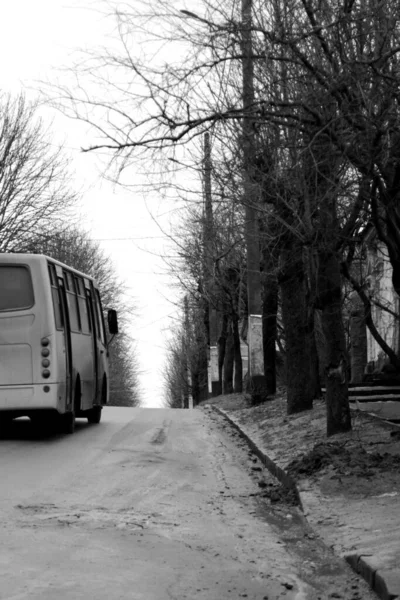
[150,418,171,445]
[151,428,167,444]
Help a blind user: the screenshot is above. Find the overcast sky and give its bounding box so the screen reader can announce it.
[0,1,182,407]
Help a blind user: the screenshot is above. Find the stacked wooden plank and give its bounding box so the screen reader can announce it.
[322,381,400,422]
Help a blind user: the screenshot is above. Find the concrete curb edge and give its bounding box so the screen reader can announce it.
[210,405,302,508]
[209,404,400,600]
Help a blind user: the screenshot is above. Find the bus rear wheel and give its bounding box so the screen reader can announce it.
[0,416,13,434]
[60,410,75,434]
[87,405,102,424]
[60,378,81,434]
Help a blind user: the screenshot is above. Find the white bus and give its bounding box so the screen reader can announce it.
[0,253,118,433]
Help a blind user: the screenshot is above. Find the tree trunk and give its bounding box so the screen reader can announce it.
[218,314,228,388]
[181,335,189,409]
[318,250,351,435]
[348,291,368,383]
[314,309,327,385]
[307,308,322,399]
[232,316,243,392]
[191,369,200,406]
[223,321,234,394]
[262,271,278,395]
[195,340,209,405]
[280,246,314,414]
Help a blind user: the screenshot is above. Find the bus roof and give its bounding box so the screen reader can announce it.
[0,253,98,285]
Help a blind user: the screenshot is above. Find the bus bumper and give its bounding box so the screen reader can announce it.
[0,384,61,414]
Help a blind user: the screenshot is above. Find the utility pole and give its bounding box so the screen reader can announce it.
[241,0,265,399]
[181,326,188,408]
[203,132,221,397]
[183,295,193,408]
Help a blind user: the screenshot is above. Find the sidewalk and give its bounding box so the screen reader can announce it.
[202,393,400,600]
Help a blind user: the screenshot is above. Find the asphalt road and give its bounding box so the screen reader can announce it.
[0,407,376,600]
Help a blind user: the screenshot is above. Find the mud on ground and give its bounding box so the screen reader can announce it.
[200,390,400,502]
[203,395,384,599]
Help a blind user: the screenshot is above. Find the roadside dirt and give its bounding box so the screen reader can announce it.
[200,390,400,503]
[204,402,381,600]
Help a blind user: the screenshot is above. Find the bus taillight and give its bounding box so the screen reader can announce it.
[40,338,51,375]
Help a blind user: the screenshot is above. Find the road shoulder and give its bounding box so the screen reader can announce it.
[201,393,400,600]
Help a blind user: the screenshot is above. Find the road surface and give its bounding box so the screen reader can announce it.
[0,407,376,599]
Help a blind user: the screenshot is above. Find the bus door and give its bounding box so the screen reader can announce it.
[90,284,108,404]
[58,277,73,410]
[86,287,101,403]
[94,288,109,402]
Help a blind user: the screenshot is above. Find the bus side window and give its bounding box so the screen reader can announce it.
[85,288,96,335]
[52,287,64,329]
[63,270,80,333]
[48,263,63,329]
[48,264,56,286]
[77,277,90,334]
[66,271,74,292]
[95,290,106,344]
[90,285,105,344]
[92,290,101,339]
[72,276,83,331]
[51,288,63,329]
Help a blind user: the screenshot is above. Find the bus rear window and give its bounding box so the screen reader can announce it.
[0,266,34,311]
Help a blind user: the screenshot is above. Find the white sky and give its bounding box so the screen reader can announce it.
[0,0,183,407]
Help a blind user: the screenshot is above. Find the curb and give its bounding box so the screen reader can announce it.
[209,404,400,600]
[210,405,303,509]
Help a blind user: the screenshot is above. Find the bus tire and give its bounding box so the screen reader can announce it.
[0,416,12,433]
[74,376,82,413]
[61,379,79,434]
[60,410,75,434]
[101,377,108,405]
[87,405,102,424]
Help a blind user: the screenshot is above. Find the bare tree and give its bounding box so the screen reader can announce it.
[163,322,188,409]
[0,94,76,251]
[45,0,400,433]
